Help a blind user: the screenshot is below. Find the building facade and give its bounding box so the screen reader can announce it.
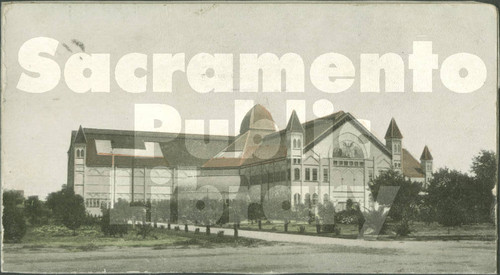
[67,105,433,216]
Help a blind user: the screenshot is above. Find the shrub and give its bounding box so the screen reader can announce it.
[217,230,224,237]
[395,222,411,237]
[3,207,26,242]
[3,191,27,242]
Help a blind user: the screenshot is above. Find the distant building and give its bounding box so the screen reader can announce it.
[67,105,433,215]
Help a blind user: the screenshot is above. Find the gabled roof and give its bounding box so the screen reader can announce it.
[403,149,425,178]
[74,128,233,167]
[286,110,304,133]
[74,126,87,144]
[420,145,433,160]
[385,118,403,139]
[303,112,392,158]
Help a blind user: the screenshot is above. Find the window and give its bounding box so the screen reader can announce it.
[426,163,431,170]
[305,168,311,181]
[323,168,329,182]
[305,193,311,206]
[297,158,301,164]
[76,149,80,158]
[297,139,301,148]
[369,170,374,182]
[312,168,318,181]
[312,193,318,205]
[294,168,301,180]
[333,161,338,166]
[293,139,297,148]
[323,194,329,203]
[81,150,84,157]
[294,193,301,205]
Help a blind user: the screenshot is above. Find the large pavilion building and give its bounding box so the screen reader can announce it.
[67,105,433,216]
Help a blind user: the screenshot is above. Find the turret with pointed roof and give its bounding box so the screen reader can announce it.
[420,145,433,187]
[420,145,433,160]
[286,110,305,133]
[385,118,403,139]
[385,118,403,172]
[286,110,304,158]
[74,125,87,144]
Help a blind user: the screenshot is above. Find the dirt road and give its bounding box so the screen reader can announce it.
[3,239,496,273]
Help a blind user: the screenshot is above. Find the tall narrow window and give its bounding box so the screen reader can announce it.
[293,139,297,148]
[81,150,84,158]
[297,139,301,148]
[312,193,318,205]
[312,168,318,181]
[305,168,311,181]
[294,168,301,180]
[305,193,311,206]
[323,168,329,182]
[323,194,329,203]
[76,149,80,158]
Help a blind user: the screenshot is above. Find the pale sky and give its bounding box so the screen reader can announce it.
[1,3,497,198]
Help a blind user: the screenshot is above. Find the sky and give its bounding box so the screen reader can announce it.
[1,3,497,198]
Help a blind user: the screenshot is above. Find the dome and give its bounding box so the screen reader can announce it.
[239,104,277,135]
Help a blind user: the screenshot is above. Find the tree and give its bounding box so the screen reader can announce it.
[46,188,86,235]
[471,150,496,222]
[471,150,496,190]
[2,190,26,242]
[61,193,86,235]
[24,196,49,226]
[369,169,422,235]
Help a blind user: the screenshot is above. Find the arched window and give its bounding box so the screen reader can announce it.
[293,139,297,148]
[304,193,311,207]
[76,149,80,158]
[297,139,301,148]
[81,149,84,158]
[323,194,329,203]
[312,193,318,205]
[294,193,301,205]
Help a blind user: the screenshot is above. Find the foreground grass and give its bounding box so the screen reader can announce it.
[18,225,271,251]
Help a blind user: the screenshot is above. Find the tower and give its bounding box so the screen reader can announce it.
[286,110,304,159]
[385,118,403,173]
[286,111,304,206]
[73,126,87,197]
[420,145,433,187]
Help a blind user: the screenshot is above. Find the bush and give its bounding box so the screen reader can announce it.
[395,222,411,237]
[217,230,224,237]
[3,207,26,242]
[3,191,27,242]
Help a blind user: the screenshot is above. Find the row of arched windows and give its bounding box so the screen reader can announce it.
[76,148,85,158]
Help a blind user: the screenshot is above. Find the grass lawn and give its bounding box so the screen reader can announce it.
[224,220,496,241]
[17,224,271,251]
